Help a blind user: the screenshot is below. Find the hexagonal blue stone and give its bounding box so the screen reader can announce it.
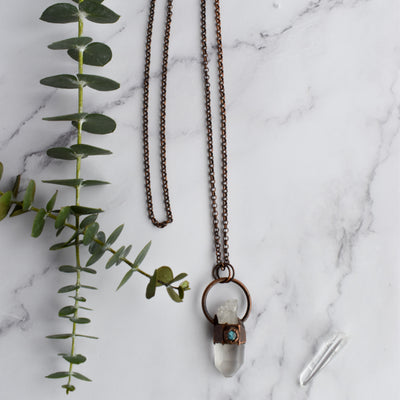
[227,329,237,341]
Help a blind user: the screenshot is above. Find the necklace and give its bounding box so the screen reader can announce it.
[142,0,251,377]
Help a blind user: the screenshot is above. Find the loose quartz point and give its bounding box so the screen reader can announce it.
[214,299,245,377]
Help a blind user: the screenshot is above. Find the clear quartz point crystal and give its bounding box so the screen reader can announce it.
[214,299,245,377]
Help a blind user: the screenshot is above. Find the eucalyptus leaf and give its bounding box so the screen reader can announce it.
[72,114,116,134]
[55,206,71,229]
[77,74,119,91]
[75,334,98,339]
[60,354,87,364]
[117,269,134,290]
[80,214,98,228]
[43,112,87,121]
[50,241,81,251]
[22,180,35,211]
[167,287,183,303]
[45,371,70,379]
[58,285,79,293]
[48,36,93,50]
[9,204,27,218]
[83,222,99,245]
[81,180,110,187]
[46,334,73,339]
[133,241,151,268]
[73,0,103,3]
[0,162,3,180]
[106,224,123,246]
[69,296,87,302]
[40,3,79,24]
[156,266,173,287]
[87,249,105,266]
[123,245,132,259]
[58,306,76,316]
[69,317,90,324]
[71,144,112,156]
[68,42,112,66]
[46,191,58,212]
[31,208,46,238]
[80,285,97,290]
[62,384,75,393]
[12,175,21,197]
[40,74,80,89]
[43,179,83,188]
[0,191,12,221]
[79,0,120,24]
[71,372,92,382]
[47,147,77,160]
[59,265,78,273]
[105,246,125,269]
[81,267,96,274]
[70,206,103,216]
[146,270,158,299]
[168,273,188,285]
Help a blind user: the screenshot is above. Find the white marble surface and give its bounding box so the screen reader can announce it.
[0,0,399,399]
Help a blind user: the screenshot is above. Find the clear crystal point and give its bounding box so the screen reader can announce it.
[214,300,245,377]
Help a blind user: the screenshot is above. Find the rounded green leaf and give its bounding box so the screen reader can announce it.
[58,306,76,316]
[77,74,119,91]
[58,285,79,293]
[167,287,183,303]
[156,266,173,286]
[48,36,93,50]
[80,214,98,228]
[0,191,12,221]
[46,191,58,212]
[40,74,80,89]
[68,42,112,66]
[70,144,112,156]
[72,114,116,134]
[22,180,36,211]
[59,265,78,273]
[83,222,99,245]
[31,208,46,238]
[47,147,77,160]
[70,205,103,216]
[69,317,90,324]
[146,270,158,299]
[55,206,71,229]
[79,0,120,24]
[61,354,87,364]
[40,3,79,24]
[45,371,70,379]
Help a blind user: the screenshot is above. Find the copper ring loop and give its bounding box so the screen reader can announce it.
[201,278,252,324]
[212,263,235,282]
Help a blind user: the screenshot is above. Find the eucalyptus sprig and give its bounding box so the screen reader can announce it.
[0,0,189,394]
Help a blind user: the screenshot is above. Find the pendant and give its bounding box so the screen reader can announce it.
[202,276,251,377]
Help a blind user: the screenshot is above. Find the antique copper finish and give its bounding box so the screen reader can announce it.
[201,278,252,324]
[213,317,247,345]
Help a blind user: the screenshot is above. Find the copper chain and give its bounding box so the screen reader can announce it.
[143,0,232,272]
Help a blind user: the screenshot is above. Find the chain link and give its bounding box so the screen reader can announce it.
[143,0,232,271]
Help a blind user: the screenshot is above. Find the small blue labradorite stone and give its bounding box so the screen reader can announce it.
[227,329,237,341]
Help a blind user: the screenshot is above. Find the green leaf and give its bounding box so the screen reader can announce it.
[62,384,75,393]
[68,42,112,66]
[167,287,183,303]
[83,222,99,245]
[69,296,86,302]
[46,191,58,212]
[43,112,86,122]
[77,74,119,91]
[86,250,105,266]
[0,162,3,180]
[81,267,96,274]
[45,371,70,379]
[146,270,158,299]
[48,36,93,50]
[105,246,125,269]
[69,317,90,324]
[12,175,21,197]
[31,208,46,238]
[80,285,97,290]
[0,191,12,221]
[60,354,86,364]
[50,241,81,251]
[58,306,76,316]
[59,265,78,273]
[106,224,124,246]
[40,74,80,89]
[156,266,173,286]
[73,0,103,3]
[47,147,77,160]
[168,273,188,285]
[80,214,97,228]
[40,3,79,24]
[178,286,185,299]
[9,204,27,218]
[117,269,135,290]
[43,179,83,188]
[46,333,72,339]
[123,245,132,259]
[75,334,98,339]
[81,180,110,187]
[80,0,120,24]
[179,280,190,291]
[72,372,92,382]
[58,285,79,293]
[22,180,35,211]
[70,206,103,216]
[133,241,151,267]
[71,144,112,156]
[55,206,71,229]
[73,114,116,134]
